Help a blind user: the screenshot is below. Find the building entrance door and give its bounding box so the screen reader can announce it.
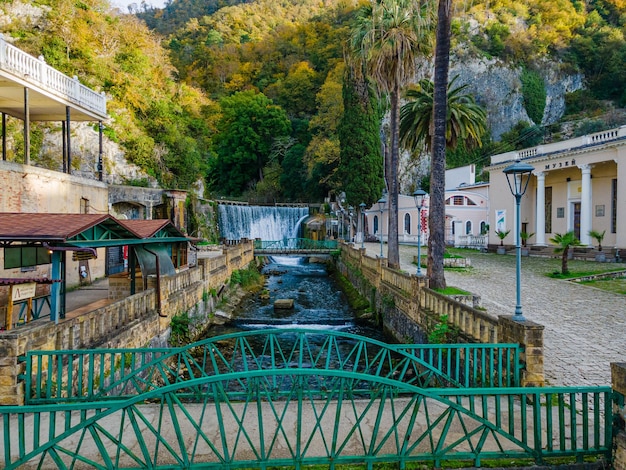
[573,202,581,240]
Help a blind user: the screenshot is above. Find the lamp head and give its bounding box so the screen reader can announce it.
[503,159,534,197]
[412,187,427,209]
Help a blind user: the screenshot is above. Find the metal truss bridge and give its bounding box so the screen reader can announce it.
[1,329,614,469]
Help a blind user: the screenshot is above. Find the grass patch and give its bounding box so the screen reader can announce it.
[548,267,623,279]
[579,276,626,295]
[434,286,470,295]
[230,264,265,292]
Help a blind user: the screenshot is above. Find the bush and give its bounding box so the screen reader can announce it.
[520,69,546,124]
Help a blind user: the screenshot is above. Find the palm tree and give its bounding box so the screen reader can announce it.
[400,76,487,288]
[399,77,487,152]
[351,0,434,269]
[550,231,581,275]
[427,0,452,290]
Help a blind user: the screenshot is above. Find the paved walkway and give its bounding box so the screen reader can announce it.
[362,242,626,388]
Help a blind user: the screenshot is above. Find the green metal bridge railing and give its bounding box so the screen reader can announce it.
[21,330,523,404]
[1,370,613,469]
[253,238,338,252]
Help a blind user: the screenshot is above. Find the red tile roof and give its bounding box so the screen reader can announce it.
[0,213,111,241]
[117,219,172,239]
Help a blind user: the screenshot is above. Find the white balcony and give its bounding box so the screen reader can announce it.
[0,34,107,121]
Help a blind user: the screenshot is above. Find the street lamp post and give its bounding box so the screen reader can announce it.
[349,206,354,243]
[359,202,366,249]
[503,158,535,322]
[413,187,427,276]
[339,210,344,241]
[377,192,387,258]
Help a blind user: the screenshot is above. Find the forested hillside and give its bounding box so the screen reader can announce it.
[2,0,625,202]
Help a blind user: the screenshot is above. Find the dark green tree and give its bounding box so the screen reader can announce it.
[338,66,385,210]
[210,90,291,196]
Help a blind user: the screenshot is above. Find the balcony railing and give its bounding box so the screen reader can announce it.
[0,34,107,118]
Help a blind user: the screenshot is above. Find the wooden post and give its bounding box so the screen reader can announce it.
[6,285,14,330]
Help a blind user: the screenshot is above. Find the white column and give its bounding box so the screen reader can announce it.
[579,164,592,246]
[535,171,546,245]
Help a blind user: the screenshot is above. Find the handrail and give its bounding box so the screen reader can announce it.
[0,34,107,118]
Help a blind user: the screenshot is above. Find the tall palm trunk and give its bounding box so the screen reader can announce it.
[428,0,452,290]
[387,86,401,269]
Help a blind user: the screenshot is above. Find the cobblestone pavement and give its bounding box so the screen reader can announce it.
[362,242,626,388]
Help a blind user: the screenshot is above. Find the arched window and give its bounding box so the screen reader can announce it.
[373,215,379,234]
[404,213,411,234]
[466,220,472,235]
[480,221,487,235]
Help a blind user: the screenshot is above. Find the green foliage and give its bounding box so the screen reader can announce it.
[170,311,191,346]
[428,315,451,344]
[337,66,385,209]
[520,68,546,124]
[588,229,606,251]
[230,264,264,291]
[210,90,291,196]
[400,77,487,154]
[550,231,581,275]
[495,229,510,245]
[499,121,545,150]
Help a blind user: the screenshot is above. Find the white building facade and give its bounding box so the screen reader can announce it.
[365,166,490,248]
[487,126,626,251]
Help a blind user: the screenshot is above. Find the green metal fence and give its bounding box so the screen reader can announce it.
[1,370,613,469]
[394,343,523,388]
[22,330,523,404]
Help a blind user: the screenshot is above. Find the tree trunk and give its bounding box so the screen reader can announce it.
[562,247,569,274]
[387,86,401,269]
[427,0,452,290]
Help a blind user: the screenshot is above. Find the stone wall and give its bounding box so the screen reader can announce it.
[0,241,254,405]
[338,243,545,387]
[0,160,108,288]
[613,363,626,470]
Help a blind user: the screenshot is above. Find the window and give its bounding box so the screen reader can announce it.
[445,197,452,205]
[373,215,379,234]
[4,247,51,269]
[453,195,464,205]
[480,221,487,235]
[466,198,477,206]
[80,198,89,214]
[404,213,411,234]
[465,221,472,234]
[545,187,552,233]
[612,179,617,233]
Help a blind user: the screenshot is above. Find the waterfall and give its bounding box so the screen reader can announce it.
[218,205,309,241]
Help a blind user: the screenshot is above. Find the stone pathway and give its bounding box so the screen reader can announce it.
[362,242,626,387]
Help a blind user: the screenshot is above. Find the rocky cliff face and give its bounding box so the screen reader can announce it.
[451,57,583,140]
[396,57,583,194]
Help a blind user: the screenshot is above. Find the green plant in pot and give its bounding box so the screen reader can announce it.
[588,229,606,262]
[520,231,535,247]
[495,229,510,246]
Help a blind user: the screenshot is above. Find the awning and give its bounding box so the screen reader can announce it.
[134,244,176,277]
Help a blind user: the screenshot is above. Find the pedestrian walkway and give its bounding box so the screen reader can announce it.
[362,242,626,388]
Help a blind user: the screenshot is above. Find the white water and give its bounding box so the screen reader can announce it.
[218,205,309,241]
